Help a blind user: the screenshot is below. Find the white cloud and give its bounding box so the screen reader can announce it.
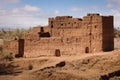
[1,0,20,4]
[91,6,98,10]
[106,0,120,27]
[12,8,19,13]
[0,14,48,29]
[111,10,120,27]
[12,5,41,14]
[0,5,47,29]
[23,5,40,12]
[108,0,120,3]
[0,9,7,15]
[55,10,59,14]
[104,9,120,27]
[106,3,113,8]
[69,7,84,12]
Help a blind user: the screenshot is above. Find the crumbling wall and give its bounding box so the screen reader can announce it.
[23,14,114,57]
[25,32,40,40]
[24,36,82,57]
[3,39,24,57]
[3,40,18,56]
[49,16,82,37]
[32,26,41,33]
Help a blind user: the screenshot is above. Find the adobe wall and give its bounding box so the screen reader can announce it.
[3,40,18,56]
[82,14,103,53]
[3,39,24,57]
[23,14,114,57]
[2,13,113,58]
[32,25,50,33]
[24,37,82,57]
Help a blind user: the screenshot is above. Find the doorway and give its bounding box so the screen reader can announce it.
[55,49,61,57]
[85,47,89,53]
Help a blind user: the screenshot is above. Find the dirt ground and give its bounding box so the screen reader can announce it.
[0,39,120,80]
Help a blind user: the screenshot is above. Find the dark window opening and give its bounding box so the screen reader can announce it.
[51,25,53,28]
[95,26,97,28]
[67,38,69,41]
[55,49,61,57]
[51,21,53,28]
[85,47,89,53]
[39,32,50,37]
[89,33,92,35]
[41,27,44,32]
[61,24,63,26]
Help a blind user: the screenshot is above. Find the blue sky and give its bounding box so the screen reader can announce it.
[0,0,120,28]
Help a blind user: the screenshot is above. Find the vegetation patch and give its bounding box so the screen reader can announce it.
[28,64,33,70]
[3,52,13,61]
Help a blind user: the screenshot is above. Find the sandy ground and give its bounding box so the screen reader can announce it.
[0,39,3,46]
[0,49,120,80]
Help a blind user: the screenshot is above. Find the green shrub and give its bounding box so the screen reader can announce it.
[28,64,33,70]
[3,51,13,61]
[0,28,32,41]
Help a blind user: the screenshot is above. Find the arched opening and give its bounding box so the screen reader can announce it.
[85,47,89,53]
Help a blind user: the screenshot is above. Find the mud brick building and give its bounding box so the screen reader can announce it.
[4,13,114,57]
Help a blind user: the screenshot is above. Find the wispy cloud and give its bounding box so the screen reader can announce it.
[69,7,84,12]
[106,3,113,8]
[109,10,120,27]
[0,5,47,28]
[107,0,120,3]
[1,0,20,4]
[22,5,40,12]
[55,10,59,14]
[106,0,120,27]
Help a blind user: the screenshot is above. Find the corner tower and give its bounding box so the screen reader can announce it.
[82,13,114,53]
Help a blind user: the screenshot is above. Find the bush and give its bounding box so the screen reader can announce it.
[3,52,13,61]
[0,28,32,41]
[28,64,33,70]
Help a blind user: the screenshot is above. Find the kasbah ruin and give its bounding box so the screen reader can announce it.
[3,13,114,58]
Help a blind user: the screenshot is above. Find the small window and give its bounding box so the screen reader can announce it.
[89,33,92,35]
[94,25,97,28]
[51,25,53,28]
[74,22,76,24]
[55,49,61,57]
[67,38,69,41]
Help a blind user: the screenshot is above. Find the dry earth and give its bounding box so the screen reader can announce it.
[0,38,120,80]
